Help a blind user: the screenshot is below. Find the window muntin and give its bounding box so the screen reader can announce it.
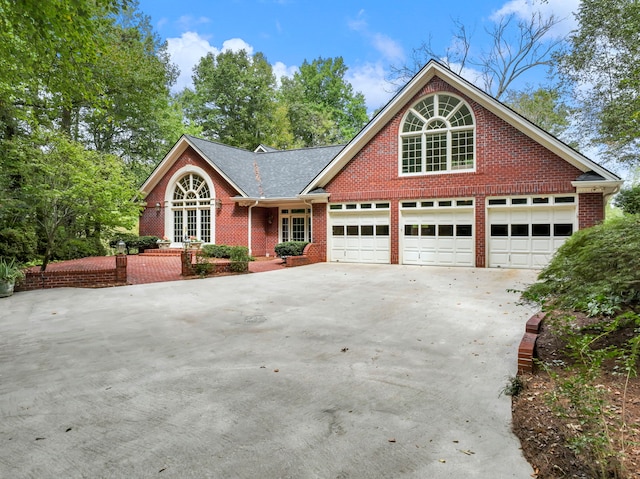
[400,93,475,175]
[172,173,212,242]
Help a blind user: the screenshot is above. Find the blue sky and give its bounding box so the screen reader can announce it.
[137,0,580,111]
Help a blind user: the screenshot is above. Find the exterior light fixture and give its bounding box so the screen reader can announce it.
[155,202,161,212]
[215,198,222,210]
[116,239,126,255]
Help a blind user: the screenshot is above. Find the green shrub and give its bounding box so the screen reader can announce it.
[202,244,232,258]
[522,215,640,314]
[274,241,309,257]
[0,227,38,263]
[54,237,106,260]
[614,185,640,215]
[109,235,159,254]
[193,253,213,277]
[229,245,251,273]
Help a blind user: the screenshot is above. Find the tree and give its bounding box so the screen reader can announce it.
[389,7,564,100]
[614,185,640,215]
[1,130,140,270]
[503,87,572,140]
[0,0,128,140]
[558,0,640,166]
[183,50,279,149]
[280,57,368,146]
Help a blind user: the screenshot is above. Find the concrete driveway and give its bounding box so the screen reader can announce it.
[0,263,538,478]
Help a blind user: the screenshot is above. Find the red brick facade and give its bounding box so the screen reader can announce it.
[140,69,616,268]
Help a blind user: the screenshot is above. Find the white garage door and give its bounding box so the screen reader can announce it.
[401,199,474,266]
[487,196,577,268]
[329,202,390,263]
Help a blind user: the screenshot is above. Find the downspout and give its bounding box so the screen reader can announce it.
[247,201,258,255]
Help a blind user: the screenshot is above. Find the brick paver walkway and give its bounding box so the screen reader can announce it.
[36,254,285,286]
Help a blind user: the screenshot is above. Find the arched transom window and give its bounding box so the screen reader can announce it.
[172,173,212,242]
[400,93,475,174]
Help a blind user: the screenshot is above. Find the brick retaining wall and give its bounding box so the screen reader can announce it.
[16,256,127,291]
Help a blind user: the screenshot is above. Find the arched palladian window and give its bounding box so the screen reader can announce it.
[400,93,475,174]
[172,173,212,242]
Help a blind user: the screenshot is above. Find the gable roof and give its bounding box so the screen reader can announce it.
[301,59,621,195]
[140,134,344,200]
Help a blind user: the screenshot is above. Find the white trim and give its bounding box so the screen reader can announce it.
[398,93,477,176]
[164,165,216,243]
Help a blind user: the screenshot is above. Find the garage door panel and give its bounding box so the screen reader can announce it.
[330,210,390,264]
[488,199,576,268]
[401,205,474,267]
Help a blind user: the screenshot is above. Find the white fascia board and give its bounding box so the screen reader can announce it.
[231,196,300,205]
[302,61,621,194]
[298,193,331,203]
[139,135,248,199]
[571,180,623,194]
[139,135,189,196]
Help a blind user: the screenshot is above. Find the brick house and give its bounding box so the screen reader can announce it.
[140,60,622,268]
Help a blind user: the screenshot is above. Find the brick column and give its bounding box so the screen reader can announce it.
[115,255,127,283]
[181,251,194,276]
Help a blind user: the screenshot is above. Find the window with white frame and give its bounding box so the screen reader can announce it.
[172,173,212,242]
[400,93,475,175]
[280,208,311,242]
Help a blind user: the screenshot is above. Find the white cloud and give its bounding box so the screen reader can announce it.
[221,38,254,55]
[372,33,404,63]
[167,32,219,92]
[346,62,395,113]
[492,0,580,38]
[272,61,298,86]
[348,10,405,63]
[166,34,257,92]
[176,15,211,31]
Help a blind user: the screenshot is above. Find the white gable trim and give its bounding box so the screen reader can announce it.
[140,135,248,198]
[301,60,621,194]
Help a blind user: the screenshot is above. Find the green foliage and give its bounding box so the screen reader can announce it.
[0,257,24,282]
[521,215,640,314]
[0,228,37,264]
[54,238,106,261]
[614,185,640,215]
[183,49,279,149]
[540,312,640,477]
[559,0,640,165]
[229,246,252,273]
[274,241,309,257]
[202,244,233,258]
[499,375,525,397]
[280,57,368,147]
[0,129,141,270]
[109,235,159,254]
[504,87,572,141]
[193,253,213,278]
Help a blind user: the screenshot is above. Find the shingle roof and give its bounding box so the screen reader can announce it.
[185,135,344,198]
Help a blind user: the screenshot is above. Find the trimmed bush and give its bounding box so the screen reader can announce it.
[274,241,309,257]
[0,227,38,264]
[202,244,233,258]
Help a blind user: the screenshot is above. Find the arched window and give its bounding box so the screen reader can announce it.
[171,173,212,242]
[400,93,475,175]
